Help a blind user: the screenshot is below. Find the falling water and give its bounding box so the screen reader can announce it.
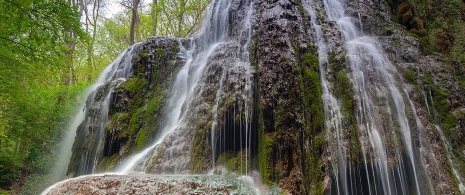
[117,0,255,174]
[208,0,255,174]
[301,0,430,194]
[116,40,222,173]
[66,44,140,176]
[435,125,465,194]
[301,1,347,194]
[48,104,85,181]
[405,91,435,194]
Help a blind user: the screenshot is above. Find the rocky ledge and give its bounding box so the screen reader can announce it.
[42,174,257,194]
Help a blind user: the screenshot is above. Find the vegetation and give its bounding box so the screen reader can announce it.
[296,45,325,194]
[386,0,465,64]
[0,0,85,192]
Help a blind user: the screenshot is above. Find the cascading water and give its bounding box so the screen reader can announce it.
[301,2,347,194]
[435,125,465,194]
[210,0,255,174]
[66,44,140,177]
[115,40,221,173]
[303,0,431,194]
[116,0,256,174]
[42,0,465,194]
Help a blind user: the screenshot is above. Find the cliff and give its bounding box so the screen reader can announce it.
[55,0,465,194]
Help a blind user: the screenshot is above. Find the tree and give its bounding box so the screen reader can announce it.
[130,0,140,45]
[152,0,157,35]
[150,0,209,37]
[83,0,106,81]
[0,0,85,191]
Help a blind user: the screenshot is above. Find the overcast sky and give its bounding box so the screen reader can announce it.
[106,0,151,18]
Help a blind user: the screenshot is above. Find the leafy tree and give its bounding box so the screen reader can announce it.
[151,0,209,37]
[0,0,86,191]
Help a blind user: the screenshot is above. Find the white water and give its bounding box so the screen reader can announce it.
[208,0,255,174]
[405,91,435,194]
[116,41,225,173]
[301,1,347,194]
[49,0,258,186]
[48,106,85,181]
[435,125,465,194]
[302,0,429,194]
[118,0,256,173]
[75,44,140,176]
[49,44,139,180]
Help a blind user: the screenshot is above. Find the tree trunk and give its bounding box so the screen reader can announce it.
[152,0,158,35]
[177,0,186,37]
[130,0,140,45]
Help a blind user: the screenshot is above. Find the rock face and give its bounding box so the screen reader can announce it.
[345,1,465,194]
[253,0,324,194]
[62,0,465,194]
[67,37,188,176]
[44,174,255,194]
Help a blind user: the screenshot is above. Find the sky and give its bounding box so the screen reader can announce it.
[106,0,152,18]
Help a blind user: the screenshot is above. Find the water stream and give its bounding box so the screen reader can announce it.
[303,0,430,194]
[117,0,255,174]
[44,0,464,194]
[65,44,140,176]
[301,1,347,194]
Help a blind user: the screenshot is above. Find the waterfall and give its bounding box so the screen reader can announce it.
[435,125,465,194]
[301,2,347,194]
[303,0,431,194]
[116,0,255,174]
[115,40,221,173]
[44,0,465,194]
[65,44,140,177]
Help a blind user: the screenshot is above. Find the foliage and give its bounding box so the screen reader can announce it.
[151,0,210,37]
[0,0,93,192]
[387,0,465,65]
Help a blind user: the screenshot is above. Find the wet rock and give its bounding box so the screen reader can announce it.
[67,37,186,176]
[44,174,255,195]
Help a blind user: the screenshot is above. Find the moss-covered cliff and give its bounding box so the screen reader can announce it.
[252,0,325,193]
[61,0,465,194]
[67,37,188,176]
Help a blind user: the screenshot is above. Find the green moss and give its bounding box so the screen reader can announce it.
[403,69,417,84]
[135,130,147,151]
[145,91,164,118]
[97,154,119,172]
[259,133,274,186]
[140,52,149,60]
[306,135,324,194]
[349,125,361,159]
[190,120,212,173]
[156,49,165,58]
[421,73,434,86]
[408,32,438,52]
[128,108,145,136]
[118,113,129,122]
[294,45,325,194]
[216,150,248,174]
[118,74,147,94]
[335,71,354,118]
[302,53,319,70]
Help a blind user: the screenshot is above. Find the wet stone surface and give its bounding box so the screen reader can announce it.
[44,174,256,195]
